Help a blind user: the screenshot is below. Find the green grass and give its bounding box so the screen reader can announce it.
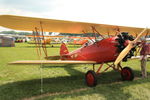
[0,43,150,100]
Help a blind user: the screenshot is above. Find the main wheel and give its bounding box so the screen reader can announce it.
[85,70,97,87]
[121,67,134,81]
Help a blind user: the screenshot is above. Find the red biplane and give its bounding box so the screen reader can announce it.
[0,15,149,87]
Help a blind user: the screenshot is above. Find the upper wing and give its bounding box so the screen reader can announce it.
[0,15,149,36]
[9,60,97,65]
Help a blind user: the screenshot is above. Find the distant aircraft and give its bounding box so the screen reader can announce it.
[26,35,64,44]
[0,15,149,87]
[73,39,88,45]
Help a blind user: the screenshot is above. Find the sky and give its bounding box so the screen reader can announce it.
[0,0,150,31]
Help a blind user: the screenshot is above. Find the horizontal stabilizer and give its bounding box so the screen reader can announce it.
[131,55,150,59]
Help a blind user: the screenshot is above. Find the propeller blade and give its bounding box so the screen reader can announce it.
[114,28,147,66]
[114,42,133,65]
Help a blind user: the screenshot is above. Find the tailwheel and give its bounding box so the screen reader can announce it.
[121,67,134,81]
[85,70,97,87]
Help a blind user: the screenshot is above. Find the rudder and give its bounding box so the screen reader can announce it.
[60,43,69,56]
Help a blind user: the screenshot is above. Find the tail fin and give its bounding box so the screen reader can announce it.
[60,43,69,56]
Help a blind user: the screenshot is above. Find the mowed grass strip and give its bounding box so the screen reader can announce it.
[0,43,150,100]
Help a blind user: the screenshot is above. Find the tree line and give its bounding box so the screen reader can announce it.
[0,31,31,35]
[0,31,100,37]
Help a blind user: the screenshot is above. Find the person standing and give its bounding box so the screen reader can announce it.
[140,41,150,78]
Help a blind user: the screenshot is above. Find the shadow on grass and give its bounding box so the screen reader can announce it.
[0,65,150,100]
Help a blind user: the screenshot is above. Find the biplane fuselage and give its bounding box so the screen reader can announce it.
[61,37,119,63]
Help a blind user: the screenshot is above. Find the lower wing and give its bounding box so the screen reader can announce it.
[9,60,97,65]
[131,55,150,59]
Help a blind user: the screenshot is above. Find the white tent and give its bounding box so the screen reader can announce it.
[0,36,15,47]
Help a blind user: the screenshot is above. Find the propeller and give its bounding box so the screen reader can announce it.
[114,28,147,66]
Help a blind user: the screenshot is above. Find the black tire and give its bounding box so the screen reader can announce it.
[85,70,97,87]
[121,67,134,81]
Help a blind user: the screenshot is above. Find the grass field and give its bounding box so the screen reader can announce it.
[0,43,150,100]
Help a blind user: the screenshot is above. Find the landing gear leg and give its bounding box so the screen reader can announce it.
[85,63,121,87]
